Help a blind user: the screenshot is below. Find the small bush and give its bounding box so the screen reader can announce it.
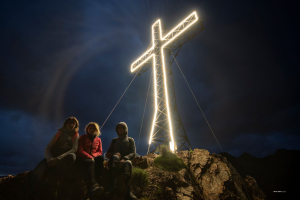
[154,146,160,154]
[154,146,187,172]
[159,145,170,156]
[189,148,193,153]
[131,167,149,190]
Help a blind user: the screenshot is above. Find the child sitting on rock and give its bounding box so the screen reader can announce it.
[77,122,104,199]
[25,117,79,198]
[105,122,137,200]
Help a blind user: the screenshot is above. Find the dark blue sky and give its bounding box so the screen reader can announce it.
[1,0,299,175]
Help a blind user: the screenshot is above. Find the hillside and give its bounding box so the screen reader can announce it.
[0,149,266,200]
[221,149,299,200]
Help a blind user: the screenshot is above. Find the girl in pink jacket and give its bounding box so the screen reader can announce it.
[77,122,104,198]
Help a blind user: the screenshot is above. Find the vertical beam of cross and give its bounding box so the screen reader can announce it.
[131,12,198,152]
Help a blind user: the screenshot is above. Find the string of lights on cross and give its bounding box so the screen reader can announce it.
[131,11,204,153]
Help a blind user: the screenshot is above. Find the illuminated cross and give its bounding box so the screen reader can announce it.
[131,12,199,152]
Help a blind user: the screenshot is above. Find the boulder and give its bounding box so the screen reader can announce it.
[132,153,159,169]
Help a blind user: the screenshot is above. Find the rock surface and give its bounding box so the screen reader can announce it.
[0,149,266,200]
[221,149,299,200]
[131,149,265,200]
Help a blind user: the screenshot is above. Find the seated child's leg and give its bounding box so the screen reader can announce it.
[123,160,136,199]
[123,160,132,177]
[82,159,98,185]
[55,153,76,175]
[32,159,48,183]
[111,155,120,168]
[24,159,47,195]
[108,155,120,189]
[94,156,104,180]
[94,156,104,168]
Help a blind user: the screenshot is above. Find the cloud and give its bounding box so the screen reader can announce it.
[0,109,59,175]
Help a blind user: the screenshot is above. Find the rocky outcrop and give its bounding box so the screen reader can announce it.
[0,149,266,200]
[131,149,266,200]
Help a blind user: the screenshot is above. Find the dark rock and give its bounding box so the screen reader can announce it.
[132,156,148,169]
[221,149,299,199]
[180,149,265,200]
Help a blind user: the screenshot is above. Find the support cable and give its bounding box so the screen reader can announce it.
[137,73,152,151]
[100,68,141,130]
[171,53,224,153]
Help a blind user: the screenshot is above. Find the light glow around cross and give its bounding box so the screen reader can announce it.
[131,12,199,151]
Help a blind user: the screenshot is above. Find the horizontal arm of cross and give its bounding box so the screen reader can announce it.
[131,48,154,72]
[136,16,204,76]
[162,12,198,47]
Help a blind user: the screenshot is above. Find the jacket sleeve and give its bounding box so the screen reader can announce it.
[57,134,79,160]
[44,133,57,163]
[93,138,103,157]
[123,138,136,160]
[77,135,93,159]
[105,139,115,159]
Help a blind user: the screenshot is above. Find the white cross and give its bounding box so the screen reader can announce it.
[131,12,198,151]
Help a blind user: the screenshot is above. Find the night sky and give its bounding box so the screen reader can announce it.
[1,0,299,176]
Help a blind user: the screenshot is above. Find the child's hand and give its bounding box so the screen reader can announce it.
[114,152,121,159]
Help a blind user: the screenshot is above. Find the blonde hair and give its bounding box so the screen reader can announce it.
[85,122,101,137]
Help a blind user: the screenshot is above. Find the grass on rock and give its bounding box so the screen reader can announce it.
[131,167,149,190]
[153,145,187,172]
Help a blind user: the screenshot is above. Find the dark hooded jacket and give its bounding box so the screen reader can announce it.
[106,122,136,160]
